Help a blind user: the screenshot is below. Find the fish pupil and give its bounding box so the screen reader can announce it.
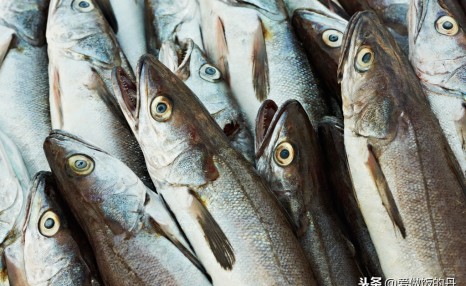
[442,21,453,30]
[362,52,372,63]
[75,160,87,169]
[44,218,55,229]
[157,103,167,113]
[205,67,216,75]
[329,34,339,42]
[79,1,90,8]
[280,149,290,159]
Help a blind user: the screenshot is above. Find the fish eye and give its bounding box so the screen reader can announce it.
[355,47,374,72]
[67,154,94,176]
[435,16,459,36]
[274,142,295,167]
[150,96,173,122]
[322,29,343,48]
[72,0,95,12]
[39,210,60,237]
[199,64,221,82]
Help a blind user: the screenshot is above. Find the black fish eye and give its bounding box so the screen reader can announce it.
[442,21,453,30]
[205,67,216,75]
[74,160,87,169]
[44,218,55,229]
[328,34,339,42]
[79,1,90,8]
[280,149,290,159]
[362,52,372,63]
[157,103,168,113]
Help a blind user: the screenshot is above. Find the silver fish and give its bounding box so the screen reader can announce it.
[4,172,101,286]
[156,38,254,162]
[112,54,316,286]
[198,0,329,128]
[0,0,51,175]
[46,0,152,188]
[255,100,362,286]
[339,10,466,279]
[408,0,466,175]
[44,130,212,286]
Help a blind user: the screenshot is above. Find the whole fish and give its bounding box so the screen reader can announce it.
[408,0,466,175]
[198,0,329,128]
[156,38,254,162]
[46,0,152,188]
[255,100,362,286]
[146,0,204,54]
[113,55,316,286]
[44,130,212,286]
[292,6,347,108]
[0,0,51,175]
[338,10,466,280]
[0,131,30,286]
[4,172,101,286]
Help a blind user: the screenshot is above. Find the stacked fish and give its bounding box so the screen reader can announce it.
[0,0,464,285]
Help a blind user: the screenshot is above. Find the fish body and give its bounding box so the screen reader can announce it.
[4,172,100,286]
[199,0,329,128]
[0,0,51,175]
[255,100,361,286]
[339,11,466,280]
[112,55,316,286]
[46,0,152,187]
[408,0,466,175]
[44,130,212,286]
[157,39,254,162]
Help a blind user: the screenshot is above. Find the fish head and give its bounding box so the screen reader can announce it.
[47,0,118,65]
[409,0,466,92]
[338,11,406,141]
[255,100,320,226]
[0,0,49,46]
[9,172,97,285]
[43,130,145,235]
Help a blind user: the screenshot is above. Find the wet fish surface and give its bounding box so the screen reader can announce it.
[113,54,316,286]
[44,130,212,286]
[339,10,466,280]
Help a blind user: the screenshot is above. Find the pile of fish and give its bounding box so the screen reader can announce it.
[0,0,465,285]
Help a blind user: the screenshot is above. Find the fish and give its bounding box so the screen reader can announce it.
[292,6,347,109]
[198,0,329,129]
[112,54,316,286]
[281,0,349,19]
[0,0,51,175]
[4,172,101,286]
[44,130,212,286]
[408,0,466,175]
[0,131,31,286]
[154,38,254,162]
[255,100,362,286]
[145,0,204,55]
[46,0,153,188]
[338,10,466,280]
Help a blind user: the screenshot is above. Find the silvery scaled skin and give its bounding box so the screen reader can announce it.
[4,172,101,286]
[0,131,31,286]
[255,100,362,286]
[46,0,152,188]
[339,11,466,280]
[0,0,51,175]
[157,39,254,162]
[44,130,212,286]
[408,0,466,175]
[198,0,329,129]
[113,55,316,286]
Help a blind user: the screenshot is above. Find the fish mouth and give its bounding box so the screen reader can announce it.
[19,172,48,235]
[293,7,347,25]
[113,67,139,120]
[158,39,194,80]
[45,130,108,155]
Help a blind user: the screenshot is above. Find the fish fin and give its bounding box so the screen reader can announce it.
[252,19,269,102]
[0,27,14,68]
[213,17,230,83]
[95,0,119,33]
[366,144,406,238]
[49,67,64,129]
[456,103,466,152]
[189,190,236,270]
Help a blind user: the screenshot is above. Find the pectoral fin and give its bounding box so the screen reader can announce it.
[0,27,14,68]
[366,145,406,238]
[252,19,269,102]
[189,190,235,270]
[455,103,466,152]
[49,67,64,129]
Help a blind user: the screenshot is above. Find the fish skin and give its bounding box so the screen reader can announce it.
[199,0,329,129]
[113,54,316,286]
[408,0,466,175]
[0,131,31,286]
[46,0,153,189]
[0,0,51,176]
[255,100,362,286]
[44,130,212,286]
[4,172,101,286]
[292,7,347,110]
[157,39,254,162]
[339,10,466,280]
